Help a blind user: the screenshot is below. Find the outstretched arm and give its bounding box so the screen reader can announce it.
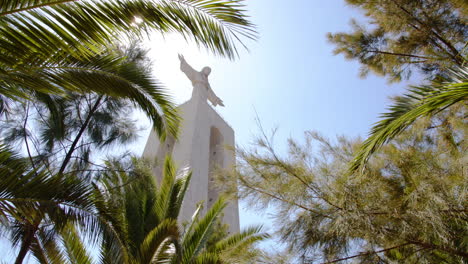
[207,83,225,107]
[178,54,197,80]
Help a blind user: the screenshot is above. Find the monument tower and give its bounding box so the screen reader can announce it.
[142,55,239,233]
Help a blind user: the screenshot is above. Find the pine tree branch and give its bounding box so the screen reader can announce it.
[64,168,128,175]
[22,103,38,175]
[366,49,433,60]
[407,240,468,259]
[239,176,332,219]
[58,95,104,175]
[255,121,344,211]
[69,156,112,170]
[388,0,463,65]
[320,242,412,264]
[31,102,59,174]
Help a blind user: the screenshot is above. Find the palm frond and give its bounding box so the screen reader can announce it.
[0,145,129,264]
[37,229,69,264]
[191,252,219,264]
[155,156,177,222]
[2,49,179,138]
[1,0,256,57]
[29,235,50,264]
[210,225,269,253]
[180,198,227,263]
[350,66,468,172]
[155,156,191,222]
[0,0,255,139]
[92,180,131,264]
[138,218,179,264]
[61,224,94,264]
[155,0,257,58]
[166,168,192,220]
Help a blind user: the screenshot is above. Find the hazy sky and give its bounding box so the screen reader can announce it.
[134,0,411,237]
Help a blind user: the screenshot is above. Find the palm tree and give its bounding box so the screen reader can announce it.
[349,65,468,172]
[93,156,188,263]
[47,157,268,264]
[1,0,256,138]
[0,144,111,264]
[0,43,164,263]
[173,199,268,264]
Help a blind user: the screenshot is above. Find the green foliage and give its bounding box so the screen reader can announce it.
[0,43,166,263]
[93,156,188,263]
[0,1,258,262]
[350,66,468,172]
[328,0,467,82]
[1,93,140,176]
[226,105,467,263]
[1,0,256,137]
[0,144,108,264]
[53,157,268,264]
[176,196,269,264]
[329,0,468,185]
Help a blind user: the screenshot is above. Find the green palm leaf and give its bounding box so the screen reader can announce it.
[62,224,94,264]
[210,225,269,253]
[1,0,256,138]
[350,66,468,172]
[179,198,227,263]
[138,218,179,264]
[0,145,124,264]
[155,156,192,222]
[0,0,256,58]
[92,157,192,263]
[2,49,179,138]
[191,252,219,264]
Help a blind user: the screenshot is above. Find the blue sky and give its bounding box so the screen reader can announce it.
[135,0,411,233]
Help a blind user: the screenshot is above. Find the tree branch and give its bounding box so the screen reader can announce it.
[239,176,332,219]
[254,121,344,211]
[22,103,39,175]
[58,95,103,175]
[320,243,412,264]
[367,49,433,60]
[388,0,463,65]
[407,240,468,259]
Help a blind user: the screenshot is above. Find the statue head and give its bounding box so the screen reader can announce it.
[202,66,211,76]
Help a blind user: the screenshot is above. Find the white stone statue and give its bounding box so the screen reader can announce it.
[178,54,224,107]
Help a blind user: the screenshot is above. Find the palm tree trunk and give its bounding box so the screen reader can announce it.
[15,227,36,264]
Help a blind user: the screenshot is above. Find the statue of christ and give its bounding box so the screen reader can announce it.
[178,54,224,107]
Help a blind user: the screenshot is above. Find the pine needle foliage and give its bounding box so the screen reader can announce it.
[328,0,467,82]
[223,105,467,263]
[0,43,158,178]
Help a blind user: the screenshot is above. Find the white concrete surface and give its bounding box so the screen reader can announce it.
[142,58,239,233]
